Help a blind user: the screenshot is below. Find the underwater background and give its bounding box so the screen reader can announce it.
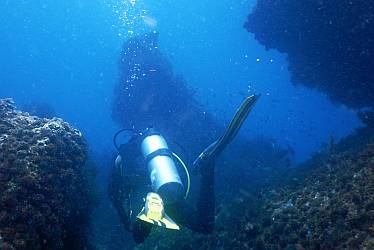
[0,0,373,249]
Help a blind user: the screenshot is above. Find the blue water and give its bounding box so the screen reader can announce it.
[0,0,360,163]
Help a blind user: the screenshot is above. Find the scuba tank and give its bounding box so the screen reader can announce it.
[140,129,184,204]
[113,128,188,205]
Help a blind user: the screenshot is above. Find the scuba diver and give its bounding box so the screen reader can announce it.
[108,95,260,243]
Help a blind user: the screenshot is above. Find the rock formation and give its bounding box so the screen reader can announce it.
[245,0,374,108]
[0,99,92,249]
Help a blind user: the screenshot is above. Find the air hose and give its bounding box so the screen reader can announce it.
[113,128,139,151]
[172,152,190,199]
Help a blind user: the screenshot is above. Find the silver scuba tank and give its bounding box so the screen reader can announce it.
[140,130,184,204]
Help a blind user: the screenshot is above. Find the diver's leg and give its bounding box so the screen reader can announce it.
[165,159,215,234]
[195,159,215,233]
[108,164,153,243]
[168,96,260,232]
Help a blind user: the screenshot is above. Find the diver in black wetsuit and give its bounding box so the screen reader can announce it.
[108,95,259,243]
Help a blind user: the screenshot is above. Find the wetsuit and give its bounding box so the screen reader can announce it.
[108,143,215,243]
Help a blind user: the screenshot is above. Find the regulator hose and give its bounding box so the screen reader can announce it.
[172,152,190,199]
[113,128,139,151]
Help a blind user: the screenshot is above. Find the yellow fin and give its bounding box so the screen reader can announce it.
[137,193,180,230]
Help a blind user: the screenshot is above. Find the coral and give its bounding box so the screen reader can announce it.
[245,0,374,108]
[0,98,92,249]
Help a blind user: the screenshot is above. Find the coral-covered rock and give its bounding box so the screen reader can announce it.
[245,0,374,108]
[0,98,92,249]
[240,143,374,249]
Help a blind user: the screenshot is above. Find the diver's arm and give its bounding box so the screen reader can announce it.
[108,157,133,232]
[109,154,154,242]
[111,196,132,232]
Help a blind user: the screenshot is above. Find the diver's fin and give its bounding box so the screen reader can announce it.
[137,208,180,230]
[194,94,260,172]
[136,192,180,230]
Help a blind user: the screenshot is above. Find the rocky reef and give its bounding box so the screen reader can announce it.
[230,143,374,249]
[0,99,92,249]
[225,128,374,249]
[245,0,374,108]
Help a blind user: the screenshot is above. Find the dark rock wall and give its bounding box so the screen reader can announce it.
[245,0,374,108]
[111,31,221,159]
[0,99,91,249]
